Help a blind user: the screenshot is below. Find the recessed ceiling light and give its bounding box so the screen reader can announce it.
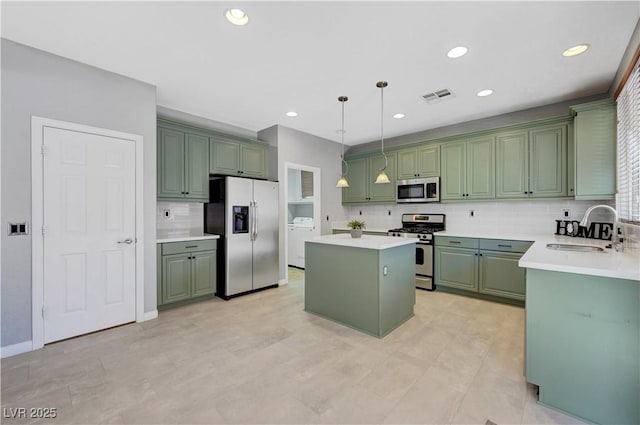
[562,44,590,57]
[225,8,249,26]
[447,46,468,59]
[286,111,298,117]
[477,89,493,97]
[393,113,406,119]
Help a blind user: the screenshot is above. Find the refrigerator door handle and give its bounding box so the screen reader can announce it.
[254,201,259,240]
[249,201,255,241]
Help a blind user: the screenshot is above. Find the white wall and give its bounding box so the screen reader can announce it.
[258,125,348,281]
[343,199,616,235]
[1,39,157,347]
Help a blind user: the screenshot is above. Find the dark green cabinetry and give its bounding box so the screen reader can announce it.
[570,99,616,200]
[397,145,440,179]
[158,239,217,309]
[435,236,531,304]
[441,136,495,200]
[342,152,397,203]
[157,127,209,202]
[496,124,567,199]
[210,136,266,178]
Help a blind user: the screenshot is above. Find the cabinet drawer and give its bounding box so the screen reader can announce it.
[479,239,532,253]
[435,236,479,249]
[162,239,218,255]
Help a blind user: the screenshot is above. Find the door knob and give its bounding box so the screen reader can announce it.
[117,238,133,244]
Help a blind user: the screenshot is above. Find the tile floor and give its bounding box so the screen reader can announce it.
[1,268,585,424]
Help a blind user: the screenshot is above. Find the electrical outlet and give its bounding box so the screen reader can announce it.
[562,208,571,219]
[469,210,475,217]
[163,209,172,220]
[359,210,362,216]
[388,210,391,216]
[326,215,329,221]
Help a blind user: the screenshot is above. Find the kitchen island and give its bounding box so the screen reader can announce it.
[304,234,416,338]
[520,242,640,425]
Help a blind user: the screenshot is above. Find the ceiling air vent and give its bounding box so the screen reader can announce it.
[422,88,453,103]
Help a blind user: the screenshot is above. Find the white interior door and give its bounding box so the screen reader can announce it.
[43,127,136,343]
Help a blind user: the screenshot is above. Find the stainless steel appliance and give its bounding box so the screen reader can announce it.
[396,177,440,203]
[205,176,279,299]
[388,213,446,291]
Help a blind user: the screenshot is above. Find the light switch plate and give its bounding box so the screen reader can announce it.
[8,222,29,236]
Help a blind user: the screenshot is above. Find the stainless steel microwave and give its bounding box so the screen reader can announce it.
[396,177,440,203]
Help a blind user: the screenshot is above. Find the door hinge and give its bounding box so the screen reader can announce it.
[41,226,47,236]
[42,305,47,318]
[41,145,48,156]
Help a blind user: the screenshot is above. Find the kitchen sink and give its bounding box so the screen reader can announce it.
[546,243,605,252]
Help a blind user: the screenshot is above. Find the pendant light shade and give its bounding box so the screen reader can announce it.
[375,81,390,184]
[336,96,350,188]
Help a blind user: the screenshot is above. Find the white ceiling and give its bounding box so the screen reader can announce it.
[2,1,639,145]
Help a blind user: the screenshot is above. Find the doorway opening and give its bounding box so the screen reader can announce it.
[284,163,321,273]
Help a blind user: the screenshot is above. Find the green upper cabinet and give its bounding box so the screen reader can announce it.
[158,128,185,199]
[441,136,494,201]
[570,100,616,200]
[157,126,209,202]
[342,152,397,204]
[210,136,266,179]
[240,144,267,178]
[397,145,440,179]
[342,157,369,203]
[184,133,209,199]
[496,124,567,199]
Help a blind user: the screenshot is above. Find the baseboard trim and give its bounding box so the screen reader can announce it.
[279,278,288,285]
[142,310,158,321]
[1,341,33,358]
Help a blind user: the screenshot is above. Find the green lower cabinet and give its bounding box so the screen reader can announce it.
[191,251,217,297]
[434,246,478,291]
[162,254,192,304]
[525,268,639,425]
[478,250,525,300]
[435,236,531,304]
[158,242,217,309]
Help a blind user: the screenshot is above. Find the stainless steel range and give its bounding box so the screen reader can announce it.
[388,214,446,291]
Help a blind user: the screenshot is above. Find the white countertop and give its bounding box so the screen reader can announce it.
[331,224,390,233]
[435,231,544,241]
[308,234,416,250]
[519,236,640,281]
[157,231,220,243]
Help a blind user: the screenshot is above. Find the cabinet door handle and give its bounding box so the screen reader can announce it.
[449,241,461,244]
[498,244,512,248]
[474,253,478,256]
[185,245,198,248]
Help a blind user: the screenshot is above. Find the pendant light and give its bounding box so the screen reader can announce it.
[374,81,391,184]
[336,96,350,188]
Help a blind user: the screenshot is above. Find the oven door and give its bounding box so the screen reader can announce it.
[416,242,434,291]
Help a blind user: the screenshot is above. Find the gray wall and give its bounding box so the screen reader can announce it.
[258,125,347,281]
[610,17,640,96]
[347,94,608,156]
[1,39,157,347]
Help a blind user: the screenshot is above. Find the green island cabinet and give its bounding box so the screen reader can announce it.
[342,152,397,203]
[525,268,639,425]
[157,127,209,202]
[210,136,267,179]
[441,136,495,201]
[396,145,440,179]
[496,123,568,199]
[157,239,217,309]
[570,99,616,200]
[434,236,532,304]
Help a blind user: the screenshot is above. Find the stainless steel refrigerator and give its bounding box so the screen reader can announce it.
[205,176,279,299]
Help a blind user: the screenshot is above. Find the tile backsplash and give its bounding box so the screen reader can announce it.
[345,199,617,236]
[157,202,204,232]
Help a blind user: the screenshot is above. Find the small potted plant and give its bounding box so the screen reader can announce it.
[347,220,366,238]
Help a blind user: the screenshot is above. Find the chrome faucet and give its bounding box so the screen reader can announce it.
[580,205,623,252]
